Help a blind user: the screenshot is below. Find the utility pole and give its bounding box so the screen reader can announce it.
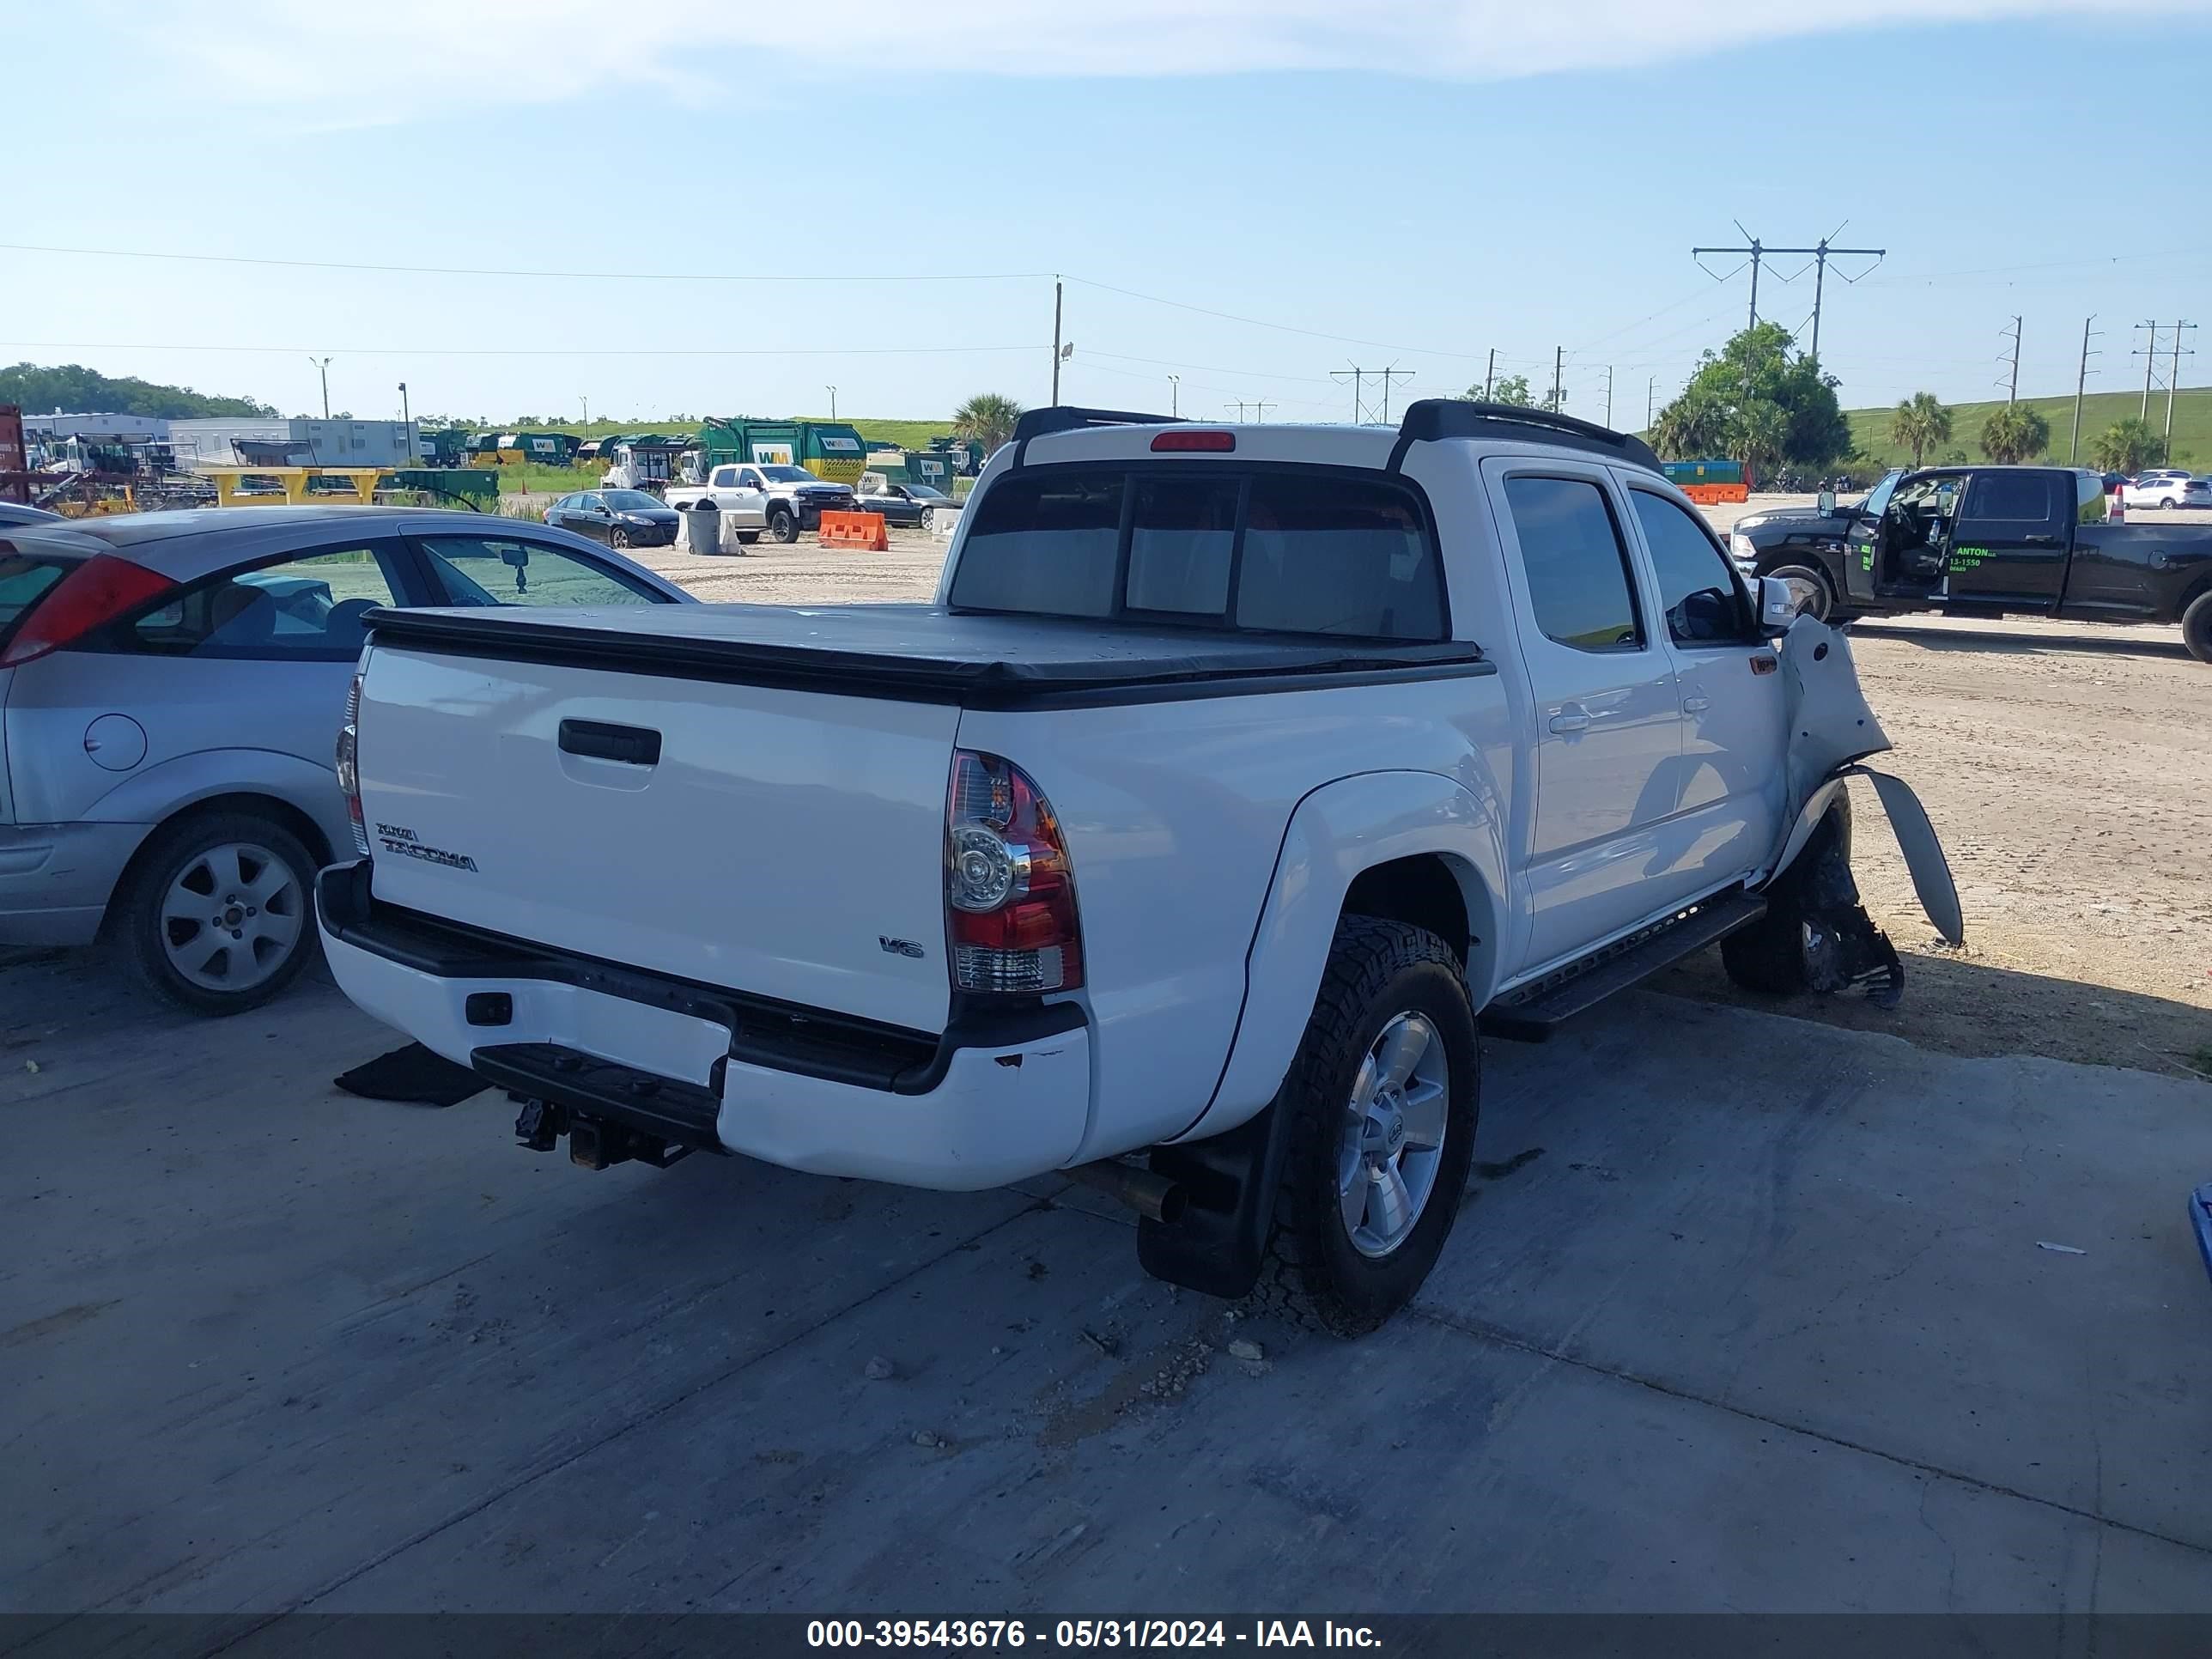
[825,386,837,420]
[2070,316,2098,464]
[1603,365,1614,428]
[1692,224,1884,351]
[1168,374,1179,417]
[2000,315,2022,404]
[2136,321,2159,420]
[1483,348,1496,400]
[1376,368,1409,422]
[2165,322,2196,461]
[1550,346,1563,411]
[398,381,410,434]
[1252,399,1273,424]
[1646,377,1656,432]
[308,356,331,420]
[579,392,587,436]
[1050,279,1063,407]
[1332,367,1364,422]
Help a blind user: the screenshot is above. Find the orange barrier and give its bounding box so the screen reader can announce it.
[1680,483,1749,506]
[818,510,890,550]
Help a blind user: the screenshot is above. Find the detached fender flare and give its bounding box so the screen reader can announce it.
[1759,767,1963,949]
[82,748,349,867]
[1167,769,1508,1146]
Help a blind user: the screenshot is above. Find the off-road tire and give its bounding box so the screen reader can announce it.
[769,507,799,544]
[1721,792,1853,995]
[2182,588,2212,665]
[1249,916,1480,1337]
[112,809,319,1016]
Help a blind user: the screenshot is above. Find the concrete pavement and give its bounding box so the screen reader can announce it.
[3,951,2209,1615]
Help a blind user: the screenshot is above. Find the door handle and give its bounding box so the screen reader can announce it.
[2024,534,2059,546]
[558,718,662,765]
[1548,710,1591,734]
[1682,696,1711,714]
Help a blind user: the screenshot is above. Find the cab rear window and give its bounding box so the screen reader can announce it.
[950,465,1445,641]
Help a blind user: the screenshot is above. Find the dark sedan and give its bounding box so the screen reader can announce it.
[545,489,681,549]
[852,480,960,531]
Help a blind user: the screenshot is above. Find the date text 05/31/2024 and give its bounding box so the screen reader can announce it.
[807,1621,1382,1650]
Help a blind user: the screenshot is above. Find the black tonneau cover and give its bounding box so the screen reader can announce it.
[361,603,1493,708]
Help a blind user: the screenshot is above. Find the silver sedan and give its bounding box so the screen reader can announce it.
[0,506,691,1013]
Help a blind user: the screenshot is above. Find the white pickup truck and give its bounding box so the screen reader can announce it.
[663,461,858,544]
[321,402,1960,1334]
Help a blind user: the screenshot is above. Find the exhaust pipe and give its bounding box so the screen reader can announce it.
[1064,1158,1187,1224]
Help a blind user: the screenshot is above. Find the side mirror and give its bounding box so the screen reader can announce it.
[1816,489,1837,514]
[1757,575,1800,635]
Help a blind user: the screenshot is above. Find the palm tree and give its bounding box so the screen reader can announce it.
[1889,392,1952,469]
[2090,416,2161,475]
[1732,398,1790,477]
[1979,404,2051,465]
[952,392,1024,454]
[1649,392,1729,460]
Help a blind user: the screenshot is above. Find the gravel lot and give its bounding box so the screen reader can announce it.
[621,508,2212,1079]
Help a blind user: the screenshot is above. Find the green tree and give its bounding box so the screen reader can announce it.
[1979,404,2051,465]
[1646,322,1850,471]
[1889,392,1953,470]
[1460,373,1535,407]
[1733,398,1791,477]
[0,361,275,418]
[2088,416,2163,474]
[952,392,1024,453]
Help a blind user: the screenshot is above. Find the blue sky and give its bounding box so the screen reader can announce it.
[7,0,2209,425]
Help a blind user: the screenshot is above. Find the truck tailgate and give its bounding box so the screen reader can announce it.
[354,638,959,1035]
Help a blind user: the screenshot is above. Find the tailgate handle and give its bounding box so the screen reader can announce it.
[558,719,661,766]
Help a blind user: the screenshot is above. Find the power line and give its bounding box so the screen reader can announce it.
[0,338,1042,358]
[1691,222,1885,358]
[1332,365,1411,424]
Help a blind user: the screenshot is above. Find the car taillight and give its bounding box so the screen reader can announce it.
[337,670,370,856]
[945,749,1082,994]
[0,554,175,667]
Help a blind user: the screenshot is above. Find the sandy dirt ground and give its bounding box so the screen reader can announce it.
[618,507,2212,1079]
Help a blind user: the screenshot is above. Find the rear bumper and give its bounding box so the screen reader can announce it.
[315,862,1092,1189]
[0,821,146,947]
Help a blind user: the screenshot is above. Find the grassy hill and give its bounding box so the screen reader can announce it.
[507,417,956,450]
[1842,385,2212,471]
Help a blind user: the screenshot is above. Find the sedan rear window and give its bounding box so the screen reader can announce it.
[0,549,74,645]
[950,465,1445,640]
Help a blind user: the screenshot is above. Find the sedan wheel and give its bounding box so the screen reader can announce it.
[921,507,936,533]
[611,527,633,547]
[117,811,317,1015]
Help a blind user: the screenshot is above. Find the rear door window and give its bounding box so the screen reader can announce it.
[125,544,410,659]
[1961,471,2062,525]
[413,535,665,608]
[950,465,1444,640]
[1502,476,1644,653]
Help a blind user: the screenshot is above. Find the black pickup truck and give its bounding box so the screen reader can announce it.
[1727,465,2212,661]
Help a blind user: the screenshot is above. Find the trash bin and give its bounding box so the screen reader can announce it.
[681,502,722,555]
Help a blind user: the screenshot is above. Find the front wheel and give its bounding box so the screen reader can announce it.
[1765,560,1838,623]
[920,507,936,533]
[769,508,799,544]
[1251,916,1480,1337]
[113,811,318,1016]
[736,531,761,545]
[611,527,632,549]
[2182,588,2212,665]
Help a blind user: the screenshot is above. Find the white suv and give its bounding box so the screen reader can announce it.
[2124,471,2211,510]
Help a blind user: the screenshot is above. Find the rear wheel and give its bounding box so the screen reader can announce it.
[114,810,318,1016]
[736,531,761,545]
[769,507,799,544]
[1250,916,1480,1336]
[2163,496,2181,511]
[2182,589,2212,665]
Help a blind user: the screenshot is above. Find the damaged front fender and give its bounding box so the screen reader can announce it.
[1765,617,1965,950]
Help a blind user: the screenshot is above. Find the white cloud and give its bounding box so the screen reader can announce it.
[131,0,2205,120]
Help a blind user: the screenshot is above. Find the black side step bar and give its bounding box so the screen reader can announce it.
[1480,893,1767,1042]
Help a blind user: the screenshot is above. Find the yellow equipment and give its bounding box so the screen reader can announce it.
[202,468,385,507]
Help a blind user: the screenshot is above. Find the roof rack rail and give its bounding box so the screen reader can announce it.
[1011,405,1177,444]
[1391,399,1663,476]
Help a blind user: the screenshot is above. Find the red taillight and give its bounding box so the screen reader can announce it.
[0,554,176,667]
[945,749,1082,994]
[1151,429,1235,452]
[337,671,370,857]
